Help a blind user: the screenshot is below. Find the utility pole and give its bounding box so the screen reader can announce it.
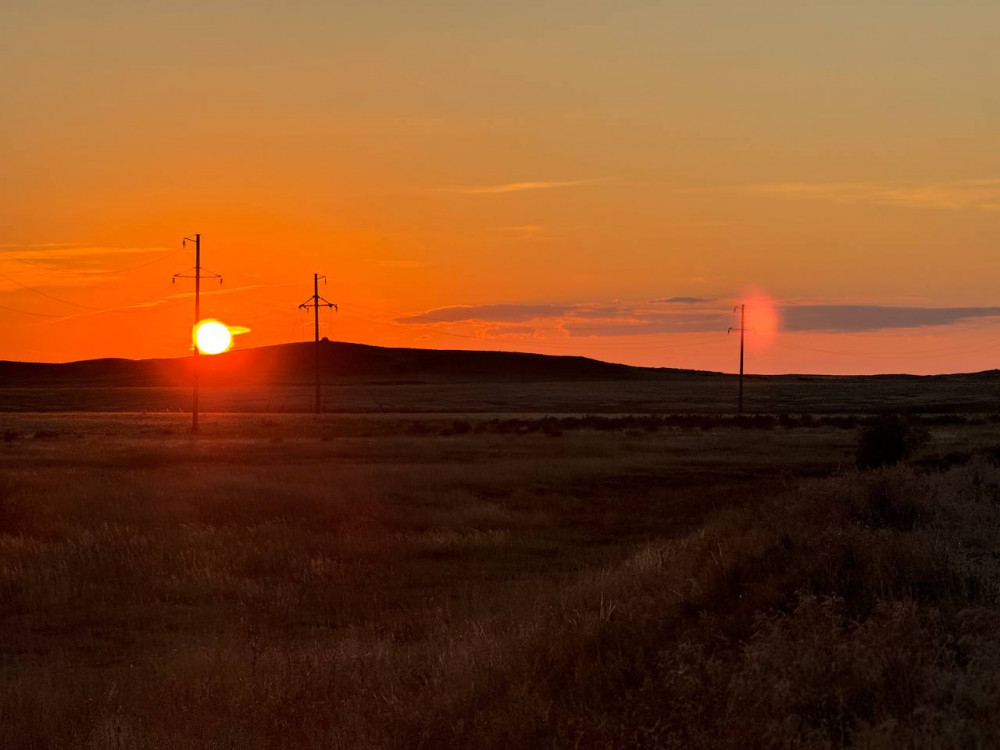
[172,234,222,432]
[728,303,747,417]
[298,273,337,413]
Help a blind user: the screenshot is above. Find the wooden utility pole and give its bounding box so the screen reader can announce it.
[173,234,222,432]
[193,235,201,431]
[298,273,337,413]
[728,303,747,417]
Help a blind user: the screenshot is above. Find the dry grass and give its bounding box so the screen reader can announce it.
[2,413,1000,747]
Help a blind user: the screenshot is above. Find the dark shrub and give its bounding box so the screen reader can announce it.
[856,414,927,470]
[849,474,923,530]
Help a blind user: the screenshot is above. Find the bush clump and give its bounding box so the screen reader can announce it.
[856,414,927,470]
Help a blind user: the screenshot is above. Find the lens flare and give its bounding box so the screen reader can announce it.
[193,319,233,355]
[741,289,780,349]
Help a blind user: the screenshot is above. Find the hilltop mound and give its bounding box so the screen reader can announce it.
[0,340,699,388]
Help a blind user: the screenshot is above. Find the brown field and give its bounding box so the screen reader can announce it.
[3,402,1000,747]
[1,369,998,414]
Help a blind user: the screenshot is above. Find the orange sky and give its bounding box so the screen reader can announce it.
[3,2,999,374]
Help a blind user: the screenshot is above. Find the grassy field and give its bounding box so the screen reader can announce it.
[3,411,1000,747]
[1,369,998,414]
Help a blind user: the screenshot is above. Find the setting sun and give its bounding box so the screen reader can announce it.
[194,319,233,355]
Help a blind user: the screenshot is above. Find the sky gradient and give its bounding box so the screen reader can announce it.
[3,1,999,374]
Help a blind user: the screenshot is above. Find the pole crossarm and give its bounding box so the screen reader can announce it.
[298,297,337,310]
[173,268,222,284]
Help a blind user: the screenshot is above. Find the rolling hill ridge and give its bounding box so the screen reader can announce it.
[0,340,701,388]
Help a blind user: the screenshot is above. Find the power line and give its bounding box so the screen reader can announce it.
[0,245,186,275]
[109,246,187,274]
[0,270,106,311]
[0,254,68,273]
[0,301,65,318]
[0,244,203,322]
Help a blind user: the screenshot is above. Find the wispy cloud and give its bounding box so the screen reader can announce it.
[397,299,728,338]
[653,296,715,304]
[369,259,431,270]
[128,284,274,310]
[0,244,171,262]
[784,305,1000,332]
[397,299,1000,338]
[0,242,84,250]
[437,179,599,195]
[399,303,573,324]
[696,179,1000,211]
[0,244,178,290]
[487,225,548,239]
[47,284,281,323]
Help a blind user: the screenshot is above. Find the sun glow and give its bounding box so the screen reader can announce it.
[193,319,233,355]
[742,290,780,349]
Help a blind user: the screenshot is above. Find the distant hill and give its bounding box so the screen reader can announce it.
[0,340,711,388]
[0,342,997,415]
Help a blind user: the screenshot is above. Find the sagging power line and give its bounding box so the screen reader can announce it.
[0,270,106,312]
[298,273,337,414]
[172,234,223,432]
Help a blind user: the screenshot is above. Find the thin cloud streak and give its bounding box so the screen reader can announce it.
[400,303,572,324]
[653,297,714,304]
[370,260,432,269]
[487,225,547,239]
[784,305,1000,332]
[694,179,1000,211]
[0,245,178,289]
[0,245,171,261]
[437,179,599,195]
[398,301,1000,338]
[46,284,285,324]
[0,242,85,250]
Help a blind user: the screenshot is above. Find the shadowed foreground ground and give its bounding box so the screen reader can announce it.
[2,413,1000,747]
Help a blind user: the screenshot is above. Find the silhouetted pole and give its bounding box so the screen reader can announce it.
[728,303,747,417]
[173,234,222,432]
[312,273,320,411]
[193,235,201,431]
[298,274,337,413]
[738,303,745,417]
